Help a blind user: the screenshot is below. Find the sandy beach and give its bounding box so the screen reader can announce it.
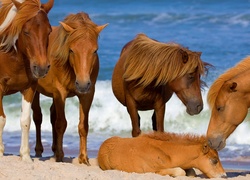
[0,154,249,180]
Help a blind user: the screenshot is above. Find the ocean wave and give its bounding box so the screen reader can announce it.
[2,80,250,145]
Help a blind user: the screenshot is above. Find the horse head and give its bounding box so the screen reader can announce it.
[207,79,249,151]
[59,17,107,94]
[169,51,205,115]
[14,0,54,78]
[198,142,226,178]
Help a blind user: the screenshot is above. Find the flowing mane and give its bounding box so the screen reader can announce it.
[141,131,207,145]
[0,0,43,51]
[207,56,250,109]
[51,12,100,66]
[123,33,206,87]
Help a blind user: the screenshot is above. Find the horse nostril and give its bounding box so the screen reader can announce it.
[197,104,203,112]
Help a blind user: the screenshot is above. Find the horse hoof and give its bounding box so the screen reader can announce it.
[78,155,90,166]
[21,155,33,162]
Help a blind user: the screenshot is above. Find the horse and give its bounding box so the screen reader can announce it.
[0,0,53,162]
[207,56,250,151]
[112,33,210,137]
[98,132,226,178]
[31,12,108,165]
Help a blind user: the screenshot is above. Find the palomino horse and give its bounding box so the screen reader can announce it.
[207,56,250,151]
[31,12,107,165]
[0,0,53,161]
[112,34,210,137]
[98,132,226,178]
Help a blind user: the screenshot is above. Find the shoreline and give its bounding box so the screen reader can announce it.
[0,154,250,179]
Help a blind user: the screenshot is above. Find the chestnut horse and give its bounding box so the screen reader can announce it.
[112,34,210,137]
[207,56,250,150]
[98,132,226,178]
[31,12,107,165]
[0,0,53,161]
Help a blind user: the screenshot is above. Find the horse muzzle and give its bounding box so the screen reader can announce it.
[75,80,92,94]
[186,101,203,115]
[32,64,50,78]
[208,135,226,151]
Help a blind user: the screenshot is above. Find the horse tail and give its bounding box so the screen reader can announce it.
[97,136,120,170]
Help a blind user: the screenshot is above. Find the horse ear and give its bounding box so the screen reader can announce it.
[60,22,74,33]
[229,82,237,92]
[11,0,22,9]
[96,23,109,33]
[41,0,54,13]
[202,143,209,154]
[179,49,188,63]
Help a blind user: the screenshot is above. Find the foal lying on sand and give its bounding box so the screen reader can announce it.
[98,132,226,178]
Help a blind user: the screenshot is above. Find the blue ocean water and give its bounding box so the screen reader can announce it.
[2,0,250,169]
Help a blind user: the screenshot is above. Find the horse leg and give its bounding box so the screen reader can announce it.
[20,86,36,162]
[152,105,165,132]
[31,91,43,157]
[50,101,57,155]
[126,96,141,137]
[53,95,67,162]
[156,167,186,177]
[0,93,6,156]
[78,95,93,165]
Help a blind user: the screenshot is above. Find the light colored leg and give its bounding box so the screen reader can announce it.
[0,116,6,156]
[19,96,32,162]
[156,167,186,177]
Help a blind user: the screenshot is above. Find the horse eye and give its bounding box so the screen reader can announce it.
[23,31,29,36]
[69,49,74,54]
[211,158,218,165]
[94,49,98,54]
[217,106,223,112]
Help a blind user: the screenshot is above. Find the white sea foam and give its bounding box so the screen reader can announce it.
[1,80,250,145]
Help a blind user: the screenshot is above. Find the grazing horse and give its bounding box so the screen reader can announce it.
[207,56,250,151]
[31,12,107,165]
[0,0,53,161]
[98,132,226,178]
[112,34,210,137]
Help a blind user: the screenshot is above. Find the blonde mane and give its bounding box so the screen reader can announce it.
[142,131,207,145]
[0,0,42,51]
[123,34,206,87]
[51,12,100,66]
[207,56,250,109]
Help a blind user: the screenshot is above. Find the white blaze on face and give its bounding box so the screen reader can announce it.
[0,116,6,156]
[19,95,32,162]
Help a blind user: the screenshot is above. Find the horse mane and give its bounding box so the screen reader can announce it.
[51,12,100,66]
[123,33,208,87]
[0,0,42,51]
[141,131,207,145]
[207,56,250,109]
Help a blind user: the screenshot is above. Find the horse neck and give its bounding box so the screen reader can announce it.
[160,140,201,169]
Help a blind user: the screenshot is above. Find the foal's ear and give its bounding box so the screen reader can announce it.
[60,22,74,33]
[202,143,209,154]
[11,0,22,9]
[179,49,189,63]
[229,82,237,92]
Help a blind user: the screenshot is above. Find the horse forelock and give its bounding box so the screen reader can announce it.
[142,132,207,145]
[0,0,41,51]
[52,13,100,66]
[123,34,206,87]
[207,56,250,109]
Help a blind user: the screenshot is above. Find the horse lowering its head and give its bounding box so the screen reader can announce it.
[50,12,108,93]
[0,0,53,78]
[207,56,250,151]
[112,34,210,137]
[98,132,226,178]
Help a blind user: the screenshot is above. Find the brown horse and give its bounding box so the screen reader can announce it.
[98,132,226,178]
[31,12,107,165]
[112,33,210,137]
[207,56,250,151]
[0,0,53,162]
